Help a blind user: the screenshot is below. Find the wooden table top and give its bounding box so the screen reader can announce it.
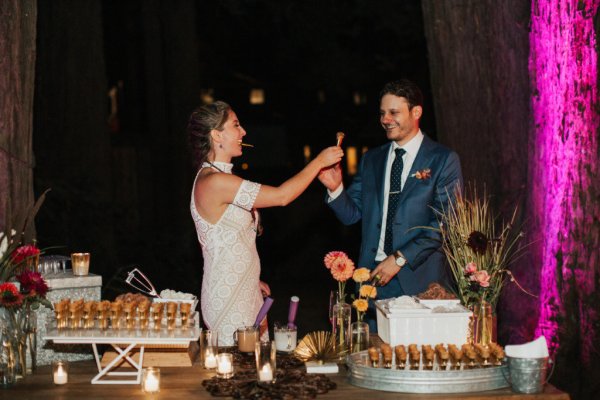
[0,359,570,400]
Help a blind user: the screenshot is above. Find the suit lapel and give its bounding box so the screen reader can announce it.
[399,135,434,206]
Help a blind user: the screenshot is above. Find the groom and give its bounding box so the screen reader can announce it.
[319,79,463,329]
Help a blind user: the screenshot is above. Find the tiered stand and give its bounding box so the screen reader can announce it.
[45,327,201,384]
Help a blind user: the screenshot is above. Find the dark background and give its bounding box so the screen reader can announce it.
[33,0,433,335]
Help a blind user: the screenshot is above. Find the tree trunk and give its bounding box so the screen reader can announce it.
[421,0,531,214]
[0,0,37,232]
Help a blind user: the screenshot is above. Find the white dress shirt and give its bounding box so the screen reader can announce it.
[328,130,424,261]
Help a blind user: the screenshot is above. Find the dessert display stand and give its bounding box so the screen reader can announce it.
[45,326,201,384]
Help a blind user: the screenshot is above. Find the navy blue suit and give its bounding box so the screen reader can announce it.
[328,135,463,299]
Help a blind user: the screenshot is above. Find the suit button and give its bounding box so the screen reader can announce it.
[376,223,381,228]
[371,248,376,253]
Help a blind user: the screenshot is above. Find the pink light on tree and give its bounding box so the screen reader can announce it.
[529,0,600,362]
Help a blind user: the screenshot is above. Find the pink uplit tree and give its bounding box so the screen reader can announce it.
[529,0,600,362]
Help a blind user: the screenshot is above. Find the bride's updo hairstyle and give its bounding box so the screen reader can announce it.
[187,101,231,168]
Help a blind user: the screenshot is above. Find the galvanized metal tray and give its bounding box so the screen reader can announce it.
[346,350,510,393]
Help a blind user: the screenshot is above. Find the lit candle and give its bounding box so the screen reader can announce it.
[258,364,273,382]
[53,364,68,385]
[204,352,217,369]
[144,373,159,393]
[217,357,232,374]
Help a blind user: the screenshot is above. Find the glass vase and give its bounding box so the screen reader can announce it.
[350,321,369,353]
[473,301,494,346]
[0,318,16,388]
[331,302,351,360]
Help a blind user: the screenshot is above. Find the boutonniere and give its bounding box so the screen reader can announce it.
[411,168,431,180]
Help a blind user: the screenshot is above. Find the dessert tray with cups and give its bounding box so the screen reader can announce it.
[346,342,509,393]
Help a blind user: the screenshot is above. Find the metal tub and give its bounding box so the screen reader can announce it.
[346,351,509,393]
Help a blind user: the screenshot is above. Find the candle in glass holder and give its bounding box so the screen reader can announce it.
[141,367,160,393]
[255,341,276,383]
[71,252,90,276]
[201,330,218,369]
[53,361,68,385]
[216,353,234,378]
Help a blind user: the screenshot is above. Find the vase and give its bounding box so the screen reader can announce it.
[0,318,16,388]
[350,321,369,353]
[472,301,496,346]
[331,302,351,360]
[0,308,33,379]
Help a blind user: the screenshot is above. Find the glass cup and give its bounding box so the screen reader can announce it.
[255,341,276,383]
[141,367,160,394]
[273,323,297,353]
[71,252,90,276]
[234,326,259,354]
[200,330,218,369]
[52,360,69,385]
[216,353,234,379]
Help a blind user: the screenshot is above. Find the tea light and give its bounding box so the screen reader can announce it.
[258,364,273,382]
[216,353,234,378]
[71,252,90,276]
[141,367,160,394]
[53,361,68,385]
[204,352,217,369]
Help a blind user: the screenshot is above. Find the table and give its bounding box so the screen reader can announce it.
[0,359,570,400]
[44,327,202,384]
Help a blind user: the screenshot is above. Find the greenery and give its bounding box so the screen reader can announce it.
[437,186,529,310]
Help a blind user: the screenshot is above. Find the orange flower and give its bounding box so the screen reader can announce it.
[353,299,369,312]
[323,251,349,270]
[329,257,355,282]
[359,284,377,299]
[352,267,370,283]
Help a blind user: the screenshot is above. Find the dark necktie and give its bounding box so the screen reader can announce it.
[384,148,406,255]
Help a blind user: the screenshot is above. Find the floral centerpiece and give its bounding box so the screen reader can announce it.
[323,251,355,358]
[349,268,377,353]
[436,186,532,344]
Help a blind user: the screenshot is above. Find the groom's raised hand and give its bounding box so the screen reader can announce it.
[318,163,343,192]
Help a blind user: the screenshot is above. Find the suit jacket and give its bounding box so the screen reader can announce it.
[328,134,463,298]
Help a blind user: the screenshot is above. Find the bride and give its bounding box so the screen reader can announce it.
[188,101,343,345]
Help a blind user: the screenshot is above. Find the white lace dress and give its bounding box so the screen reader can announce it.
[190,162,264,346]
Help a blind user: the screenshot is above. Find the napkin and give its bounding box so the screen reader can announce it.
[505,336,549,358]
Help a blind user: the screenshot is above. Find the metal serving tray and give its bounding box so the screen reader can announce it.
[346,350,510,393]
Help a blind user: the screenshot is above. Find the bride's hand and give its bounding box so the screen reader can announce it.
[259,281,271,297]
[315,146,344,168]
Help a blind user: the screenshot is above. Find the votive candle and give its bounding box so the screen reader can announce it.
[53,361,68,385]
[141,367,160,393]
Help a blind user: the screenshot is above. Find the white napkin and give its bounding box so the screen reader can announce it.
[505,336,549,358]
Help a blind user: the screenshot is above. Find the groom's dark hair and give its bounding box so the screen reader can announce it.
[379,79,424,110]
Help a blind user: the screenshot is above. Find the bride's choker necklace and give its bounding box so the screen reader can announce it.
[202,161,233,174]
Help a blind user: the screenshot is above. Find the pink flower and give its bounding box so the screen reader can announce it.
[11,244,40,265]
[16,270,49,297]
[324,251,349,270]
[464,262,478,274]
[472,270,491,288]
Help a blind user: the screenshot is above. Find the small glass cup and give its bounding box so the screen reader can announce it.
[234,326,259,354]
[53,360,69,385]
[71,252,90,276]
[255,341,276,383]
[141,367,160,394]
[216,353,234,379]
[273,323,297,353]
[200,330,218,369]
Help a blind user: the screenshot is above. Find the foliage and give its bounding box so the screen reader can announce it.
[437,186,529,310]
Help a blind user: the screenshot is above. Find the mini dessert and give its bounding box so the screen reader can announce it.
[368,346,379,368]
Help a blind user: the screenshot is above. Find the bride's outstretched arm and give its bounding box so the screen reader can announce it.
[253,146,343,208]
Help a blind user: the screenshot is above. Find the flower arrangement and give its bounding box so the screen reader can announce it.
[437,187,531,310]
[351,268,376,322]
[323,251,355,302]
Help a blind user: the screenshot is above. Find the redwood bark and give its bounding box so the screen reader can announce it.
[0,0,37,232]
